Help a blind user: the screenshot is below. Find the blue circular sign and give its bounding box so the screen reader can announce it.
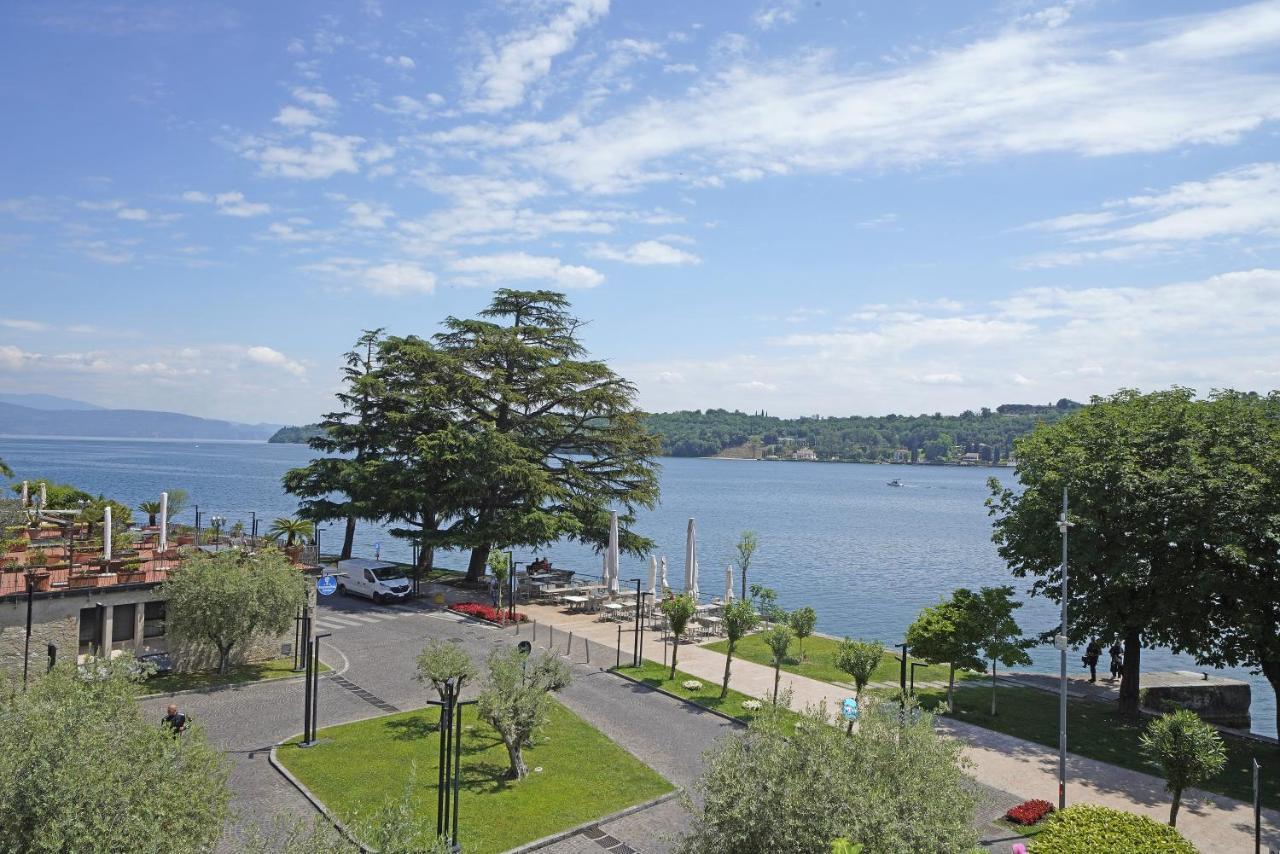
[841,697,859,721]
[316,574,337,596]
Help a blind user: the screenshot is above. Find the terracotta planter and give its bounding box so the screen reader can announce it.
[31,571,51,592]
[118,570,146,584]
[176,535,195,546]
[96,572,118,587]
[68,574,98,589]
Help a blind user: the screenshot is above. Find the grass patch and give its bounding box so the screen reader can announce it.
[613,660,802,725]
[913,682,1280,809]
[142,657,328,694]
[703,632,957,688]
[277,698,672,854]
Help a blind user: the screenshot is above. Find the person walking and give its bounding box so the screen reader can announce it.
[1108,640,1124,681]
[161,703,187,736]
[1084,639,1102,683]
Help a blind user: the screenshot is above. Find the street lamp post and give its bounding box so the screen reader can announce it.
[632,577,643,667]
[910,661,928,696]
[1056,487,1072,811]
[896,642,909,694]
[507,550,516,623]
[426,676,475,852]
[22,568,35,688]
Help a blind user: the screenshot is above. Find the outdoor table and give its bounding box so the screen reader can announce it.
[700,615,724,636]
[601,602,625,621]
[695,603,718,613]
[563,594,589,612]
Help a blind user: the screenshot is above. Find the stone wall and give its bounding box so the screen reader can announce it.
[0,614,77,679]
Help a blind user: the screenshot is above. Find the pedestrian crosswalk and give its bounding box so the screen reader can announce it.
[312,604,423,632]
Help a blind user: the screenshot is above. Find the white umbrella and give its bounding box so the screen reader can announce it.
[725,564,734,604]
[647,555,658,598]
[103,506,112,560]
[159,491,169,552]
[659,556,669,593]
[684,518,697,596]
[606,511,620,593]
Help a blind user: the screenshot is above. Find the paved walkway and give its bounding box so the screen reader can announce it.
[516,597,1280,854]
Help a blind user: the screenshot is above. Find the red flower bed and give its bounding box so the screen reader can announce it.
[448,602,528,624]
[1005,799,1054,826]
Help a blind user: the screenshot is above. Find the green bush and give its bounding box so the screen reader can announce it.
[1030,804,1197,853]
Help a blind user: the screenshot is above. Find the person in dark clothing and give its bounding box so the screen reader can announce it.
[161,703,187,736]
[1083,639,1102,683]
[1108,641,1124,681]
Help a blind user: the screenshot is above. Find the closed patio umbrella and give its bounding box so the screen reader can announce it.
[659,556,669,594]
[647,555,657,598]
[606,510,620,593]
[684,518,697,597]
[725,564,734,603]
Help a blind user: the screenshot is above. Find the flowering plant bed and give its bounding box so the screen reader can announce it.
[448,602,529,624]
[1004,799,1054,826]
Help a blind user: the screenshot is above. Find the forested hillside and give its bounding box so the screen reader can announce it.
[647,400,1082,461]
[272,400,1083,462]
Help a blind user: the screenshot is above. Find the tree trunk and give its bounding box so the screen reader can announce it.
[1169,785,1182,827]
[218,645,232,675]
[502,735,528,780]
[947,662,955,712]
[773,663,781,706]
[990,660,997,716]
[1119,628,1142,716]
[147,512,157,527]
[467,543,491,584]
[669,632,680,681]
[721,641,734,699]
[1262,659,1280,742]
[340,515,356,560]
[740,568,747,602]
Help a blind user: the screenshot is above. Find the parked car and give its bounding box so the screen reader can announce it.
[334,558,411,603]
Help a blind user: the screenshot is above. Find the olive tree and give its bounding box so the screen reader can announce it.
[488,550,511,612]
[416,639,477,703]
[788,606,817,659]
[735,530,758,599]
[477,648,571,780]
[1140,709,1227,827]
[0,659,230,853]
[835,638,884,703]
[719,599,759,699]
[661,593,698,680]
[762,623,793,705]
[162,547,309,673]
[677,700,977,853]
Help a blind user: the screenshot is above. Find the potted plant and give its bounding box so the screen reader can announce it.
[27,549,48,569]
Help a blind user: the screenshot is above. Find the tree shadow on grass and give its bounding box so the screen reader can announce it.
[383,714,440,741]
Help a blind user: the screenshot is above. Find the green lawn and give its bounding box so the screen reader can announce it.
[142,657,328,694]
[613,660,801,725]
[703,632,958,688]
[912,681,1280,809]
[277,698,672,854]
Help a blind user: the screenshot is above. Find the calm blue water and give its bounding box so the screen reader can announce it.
[2,436,1273,736]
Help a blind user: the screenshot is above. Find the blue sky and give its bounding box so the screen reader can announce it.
[2,0,1280,424]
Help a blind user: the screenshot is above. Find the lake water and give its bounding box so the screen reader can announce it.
[2,436,1273,736]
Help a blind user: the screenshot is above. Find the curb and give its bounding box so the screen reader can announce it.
[609,668,747,728]
[270,726,683,854]
[506,790,682,853]
[269,739,372,853]
[137,642,350,700]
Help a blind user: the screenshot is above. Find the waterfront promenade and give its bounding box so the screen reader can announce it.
[512,596,1280,854]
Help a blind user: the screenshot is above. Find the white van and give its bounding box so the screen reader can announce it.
[334,558,411,603]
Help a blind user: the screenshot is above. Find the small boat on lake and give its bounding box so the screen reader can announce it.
[887,478,903,487]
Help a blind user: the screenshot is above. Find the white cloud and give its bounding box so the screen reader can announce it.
[213,191,271,217]
[663,63,698,74]
[181,190,211,203]
[245,132,365,180]
[385,55,415,69]
[273,105,322,129]
[0,345,31,370]
[448,252,604,288]
[77,199,126,211]
[0,318,47,332]
[1023,162,1280,266]
[754,1,800,31]
[466,0,610,113]
[588,239,701,265]
[345,201,393,229]
[499,3,1280,193]
[291,88,338,110]
[245,345,306,376]
[627,268,1280,414]
[117,207,150,221]
[360,262,436,295]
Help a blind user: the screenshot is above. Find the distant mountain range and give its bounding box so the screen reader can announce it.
[0,396,281,440]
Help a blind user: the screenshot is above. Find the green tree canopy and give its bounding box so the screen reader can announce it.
[906,592,987,710]
[834,639,884,702]
[677,701,977,853]
[719,599,760,699]
[788,606,817,659]
[1139,709,1227,827]
[415,639,477,703]
[0,659,230,853]
[989,388,1210,715]
[477,648,571,780]
[161,548,309,673]
[661,593,698,680]
[762,623,793,705]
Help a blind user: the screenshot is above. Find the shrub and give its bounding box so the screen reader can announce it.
[1005,799,1054,826]
[448,602,528,624]
[1029,804,1198,854]
[681,680,703,690]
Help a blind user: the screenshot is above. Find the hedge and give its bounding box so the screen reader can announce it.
[1029,804,1197,854]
